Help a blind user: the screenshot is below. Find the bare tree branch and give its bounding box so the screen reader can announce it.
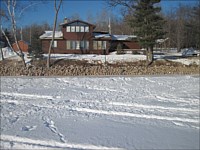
[47,0,63,68]
[3,0,26,66]
[18,2,43,18]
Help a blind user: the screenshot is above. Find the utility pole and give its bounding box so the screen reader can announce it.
[30,26,31,45]
[20,27,23,41]
[108,17,111,35]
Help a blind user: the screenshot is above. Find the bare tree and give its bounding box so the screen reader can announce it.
[163,4,199,50]
[1,0,44,66]
[108,0,135,11]
[1,0,26,66]
[47,0,62,68]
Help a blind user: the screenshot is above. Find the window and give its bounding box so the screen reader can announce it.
[71,41,76,49]
[85,26,89,32]
[71,26,75,32]
[93,41,97,50]
[66,25,89,33]
[80,26,84,32]
[53,41,57,47]
[66,41,70,49]
[102,41,106,49]
[76,26,80,32]
[76,41,80,49]
[85,41,89,49]
[66,26,70,32]
[93,41,106,50]
[97,41,102,50]
[80,41,84,49]
[66,40,89,50]
[80,41,89,49]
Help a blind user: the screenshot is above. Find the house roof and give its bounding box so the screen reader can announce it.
[39,31,63,39]
[60,19,96,28]
[12,40,30,45]
[93,32,111,39]
[156,38,169,43]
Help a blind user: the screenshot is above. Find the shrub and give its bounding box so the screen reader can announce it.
[116,43,124,54]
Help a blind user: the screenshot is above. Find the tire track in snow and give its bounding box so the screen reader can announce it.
[1,92,198,125]
[108,102,198,112]
[70,107,198,124]
[0,135,122,150]
[1,92,53,99]
[3,90,196,113]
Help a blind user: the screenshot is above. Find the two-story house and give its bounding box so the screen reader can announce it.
[40,19,140,54]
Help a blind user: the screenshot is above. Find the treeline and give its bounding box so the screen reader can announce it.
[1,23,51,54]
[163,4,200,51]
[1,2,199,52]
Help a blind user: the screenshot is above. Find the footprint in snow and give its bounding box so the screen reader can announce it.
[42,116,67,143]
[22,125,37,131]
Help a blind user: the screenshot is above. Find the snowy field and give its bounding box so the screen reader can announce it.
[0,76,199,149]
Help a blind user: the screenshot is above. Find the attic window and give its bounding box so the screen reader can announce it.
[66,25,89,32]
[66,26,70,32]
[76,26,80,32]
[71,26,75,32]
[85,26,89,32]
[80,26,84,32]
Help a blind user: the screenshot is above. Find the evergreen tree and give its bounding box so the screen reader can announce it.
[1,29,14,47]
[130,0,165,65]
[29,28,42,58]
[191,5,200,48]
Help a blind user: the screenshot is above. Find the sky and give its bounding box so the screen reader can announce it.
[1,0,199,27]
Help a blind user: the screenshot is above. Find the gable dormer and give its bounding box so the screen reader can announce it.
[60,19,95,35]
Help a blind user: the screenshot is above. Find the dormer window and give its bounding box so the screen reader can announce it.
[80,26,84,32]
[71,26,75,32]
[76,26,80,32]
[85,26,89,32]
[66,26,70,32]
[66,25,89,32]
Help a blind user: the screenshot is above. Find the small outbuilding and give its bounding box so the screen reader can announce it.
[12,40,29,52]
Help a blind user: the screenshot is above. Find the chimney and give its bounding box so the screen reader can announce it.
[64,17,68,23]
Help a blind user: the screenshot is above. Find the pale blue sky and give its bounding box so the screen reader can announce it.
[1,0,198,27]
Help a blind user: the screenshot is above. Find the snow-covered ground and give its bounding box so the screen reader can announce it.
[43,52,200,65]
[1,47,199,65]
[0,76,199,149]
[43,53,146,64]
[0,47,31,63]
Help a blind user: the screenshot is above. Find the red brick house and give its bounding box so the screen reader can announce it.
[12,40,29,52]
[40,19,140,54]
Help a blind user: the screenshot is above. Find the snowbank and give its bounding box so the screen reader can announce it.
[0,47,17,60]
[43,53,146,64]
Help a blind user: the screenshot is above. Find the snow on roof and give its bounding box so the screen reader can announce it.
[93,33,111,39]
[39,31,63,39]
[156,38,169,43]
[111,35,137,41]
[12,40,30,45]
[93,33,137,41]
